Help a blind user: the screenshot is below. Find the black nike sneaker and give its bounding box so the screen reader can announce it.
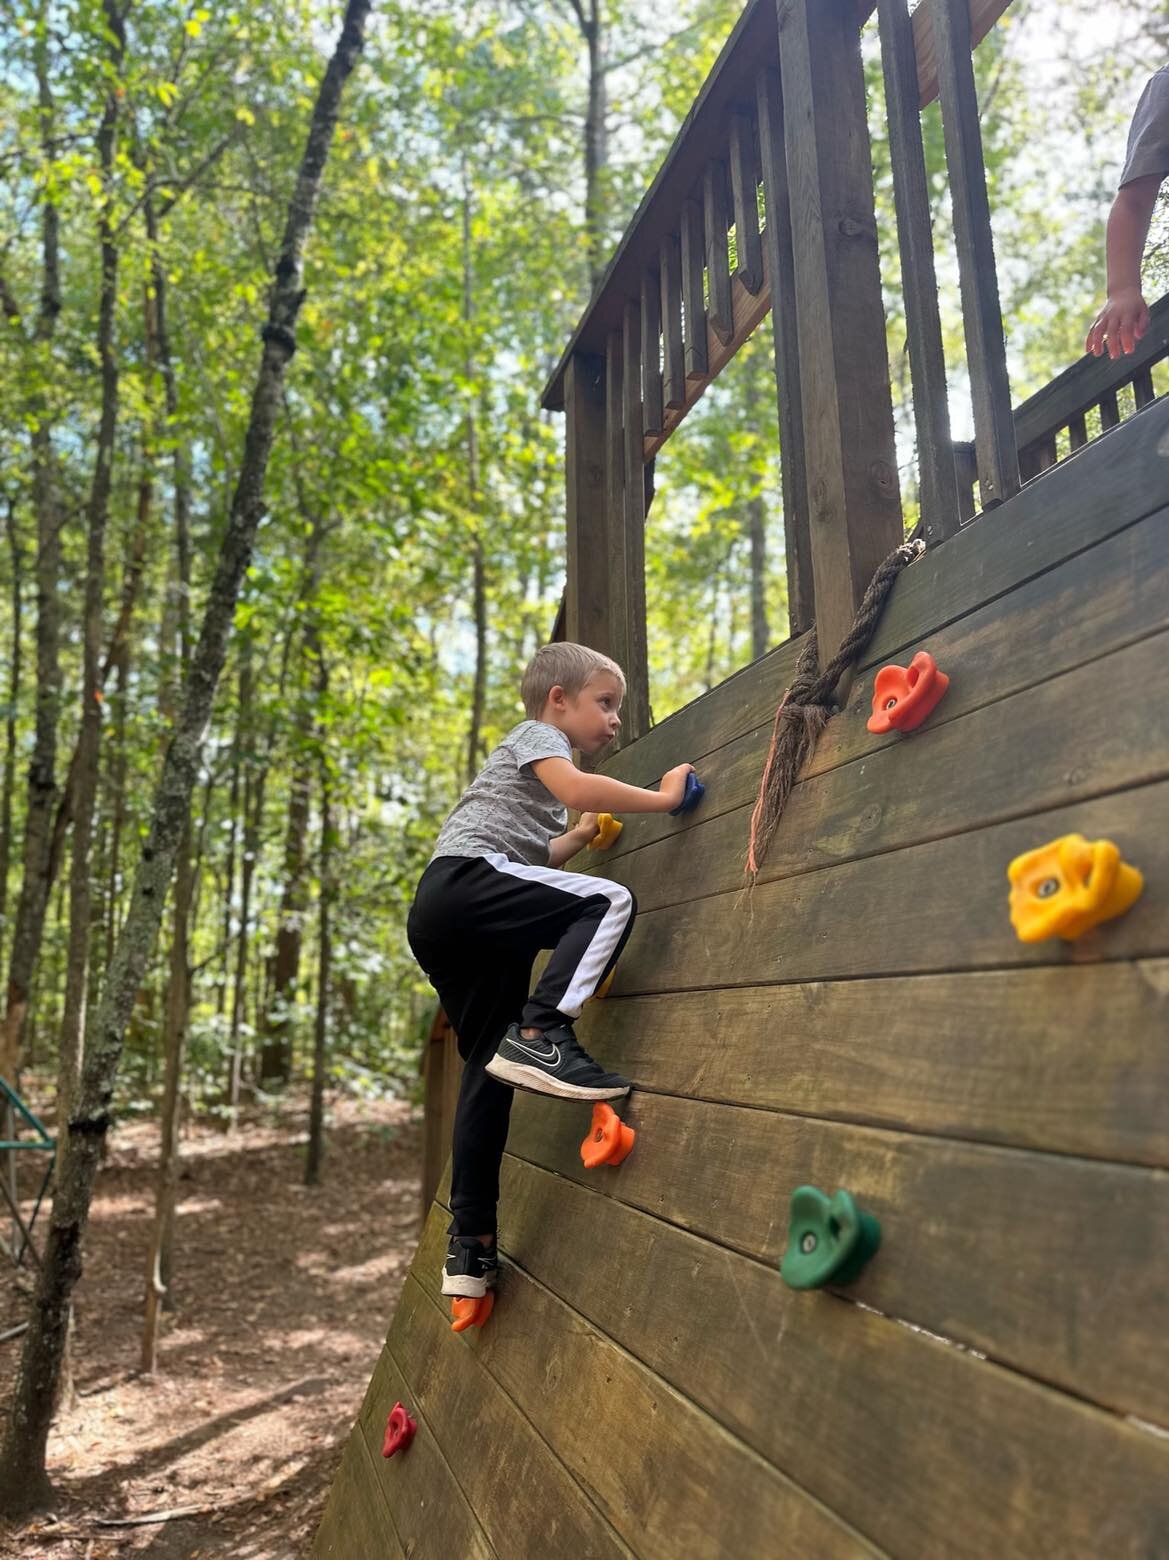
[441,1235,498,1298]
[484,1023,632,1101]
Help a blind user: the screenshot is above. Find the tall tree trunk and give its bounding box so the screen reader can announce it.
[226,650,262,1119]
[141,185,197,1363]
[2,6,63,1082]
[461,168,487,785]
[579,0,609,289]
[218,715,241,1017]
[0,501,23,976]
[305,645,331,1189]
[258,512,323,1089]
[57,1,124,1134]
[0,0,372,1511]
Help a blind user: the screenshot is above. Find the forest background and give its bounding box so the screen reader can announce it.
[0,0,1165,1490]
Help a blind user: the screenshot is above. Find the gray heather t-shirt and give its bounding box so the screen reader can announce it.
[430,720,571,867]
[1120,67,1169,187]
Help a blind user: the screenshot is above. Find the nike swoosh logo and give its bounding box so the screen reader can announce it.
[509,1036,561,1066]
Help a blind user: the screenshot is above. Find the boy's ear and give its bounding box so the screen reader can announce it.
[547,683,567,708]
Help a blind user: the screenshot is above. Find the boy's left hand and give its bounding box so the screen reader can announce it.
[576,811,601,845]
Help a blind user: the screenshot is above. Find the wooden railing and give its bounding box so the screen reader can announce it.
[545,0,1155,744]
[951,295,1169,518]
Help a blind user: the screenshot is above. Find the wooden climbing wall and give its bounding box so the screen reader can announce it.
[313,399,1169,1557]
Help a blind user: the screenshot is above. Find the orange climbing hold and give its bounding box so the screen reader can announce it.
[381,1401,417,1457]
[1008,834,1144,943]
[588,812,623,850]
[866,650,949,734]
[580,1102,635,1169]
[450,1291,495,1333]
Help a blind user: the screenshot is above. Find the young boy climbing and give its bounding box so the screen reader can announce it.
[407,641,693,1301]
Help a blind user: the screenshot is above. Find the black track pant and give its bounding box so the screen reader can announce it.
[407,852,637,1235]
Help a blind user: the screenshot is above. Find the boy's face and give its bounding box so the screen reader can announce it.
[548,673,623,755]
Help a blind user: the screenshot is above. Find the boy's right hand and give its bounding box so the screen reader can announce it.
[659,762,695,812]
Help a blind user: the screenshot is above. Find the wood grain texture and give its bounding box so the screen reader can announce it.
[598,780,1169,983]
[408,1215,882,1560]
[507,1093,1169,1423]
[570,963,1169,1165]
[582,626,1169,910]
[679,197,707,378]
[353,1342,495,1559]
[310,1426,407,1559]
[386,1257,630,1559]
[495,1155,1169,1560]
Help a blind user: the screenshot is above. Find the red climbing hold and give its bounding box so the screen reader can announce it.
[580,1102,636,1169]
[451,1291,495,1333]
[866,650,949,734]
[382,1401,417,1458]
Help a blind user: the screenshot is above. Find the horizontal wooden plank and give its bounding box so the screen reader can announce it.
[386,1244,629,1559]
[409,1214,881,1559]
[604,781,1169,988]
[585,628,1169,911]
[311,1426,406,1559]
[570,963,1169,1166]
[507,1094,1169,1424]
[584,506,1169,870]
[496,1155,1169,1559]
[354,1341,495,1559]
[859,395,1169,676]
[606,407,1166,809]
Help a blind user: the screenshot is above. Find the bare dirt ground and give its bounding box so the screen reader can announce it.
[0,1093,422,1559]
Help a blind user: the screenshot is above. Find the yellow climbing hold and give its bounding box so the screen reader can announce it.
[588,813,623,851]
[1007,834,1143,943]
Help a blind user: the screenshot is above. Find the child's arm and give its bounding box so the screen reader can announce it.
[547,812,600,868]
[1086,173,1161,358]
[533,757,693,816]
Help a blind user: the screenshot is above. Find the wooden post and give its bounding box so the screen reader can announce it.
[755,65,812,636]
[603,330,629,677]
[563,351,611,653]
[728,109,763,296]
[776,0,902,664]
[877,0,961,543]
[703,159,734,345]
[621,301,651,741]
[933,0,1019,508]
[659,232,685,411]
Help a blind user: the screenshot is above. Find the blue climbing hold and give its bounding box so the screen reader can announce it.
[669,770,705,817]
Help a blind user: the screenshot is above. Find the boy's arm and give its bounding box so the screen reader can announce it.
[547,812,600,868]
[532,756,691,815]
[1086,173,1161,358]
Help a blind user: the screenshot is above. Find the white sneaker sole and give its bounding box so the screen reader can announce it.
[441,1272,495,1298]
[485,1054,631,1100]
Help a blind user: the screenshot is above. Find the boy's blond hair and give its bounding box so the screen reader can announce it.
[521,642,626,719]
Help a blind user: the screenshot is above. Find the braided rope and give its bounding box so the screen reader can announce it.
[745,538,924,881]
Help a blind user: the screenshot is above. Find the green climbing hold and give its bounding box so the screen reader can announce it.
[780,1186,881,1290]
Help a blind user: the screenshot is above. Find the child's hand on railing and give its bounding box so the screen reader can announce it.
[1086,287,1150,360]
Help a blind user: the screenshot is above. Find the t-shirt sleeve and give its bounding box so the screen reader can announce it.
[507,721,572,772]
[1119,70,1169,187]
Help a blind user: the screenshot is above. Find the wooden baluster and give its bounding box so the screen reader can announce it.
[641,269,663,436]
[604,329,629,688]
[777,0,902,665]
[1133,367,1156,409]
[728,109,763,296]
[933,0,1019,508]
[953,441,978,522]
[877,0,960,543]
[703,158,734,345]
[622,300,650,740]
[1099,388,1120,431]
[680,197,708,381]
[660,232,685,411]
[755,64,812,635]
[1068,411,1088,451]
[563,351,611,654]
